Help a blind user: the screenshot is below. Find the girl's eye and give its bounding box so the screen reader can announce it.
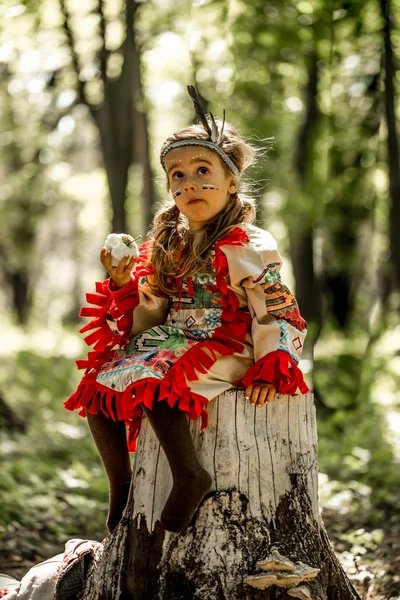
[171,166,209,180]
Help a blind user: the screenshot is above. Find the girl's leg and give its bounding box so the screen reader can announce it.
[86,411,132,533]
[142,400,212,533]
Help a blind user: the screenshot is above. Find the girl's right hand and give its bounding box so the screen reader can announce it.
[100,248,137,288]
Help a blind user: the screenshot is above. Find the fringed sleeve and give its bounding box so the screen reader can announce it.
[222,225,309,395]
[76,242,169,375]
[75,275,140,374]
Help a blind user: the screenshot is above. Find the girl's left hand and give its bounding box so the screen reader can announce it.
[245,383,276,407]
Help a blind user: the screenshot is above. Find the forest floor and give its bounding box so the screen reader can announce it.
[0,504,398,599]
[322,506,400,599]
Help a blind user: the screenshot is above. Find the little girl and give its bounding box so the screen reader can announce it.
[65,85,309,534]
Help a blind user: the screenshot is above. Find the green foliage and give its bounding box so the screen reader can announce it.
[315,334,400,512]
[316,352,366,409]
[0,346,111,543]
[318,405,400,510]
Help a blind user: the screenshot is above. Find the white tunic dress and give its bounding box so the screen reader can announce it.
[65,224,309,451]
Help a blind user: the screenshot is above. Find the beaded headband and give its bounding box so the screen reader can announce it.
[160,85,240,179]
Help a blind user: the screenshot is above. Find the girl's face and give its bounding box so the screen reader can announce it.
[165,146,237,230]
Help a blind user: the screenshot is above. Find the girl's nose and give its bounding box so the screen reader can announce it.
[183,180,197,192]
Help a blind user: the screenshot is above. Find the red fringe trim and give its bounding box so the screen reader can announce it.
[65,373,209,452]
[213,227,249,310]
[65,324,246,451]
[241,350,309,395]
[209,227,252,344]
[75,246,155,374]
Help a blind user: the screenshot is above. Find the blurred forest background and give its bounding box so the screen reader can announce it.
[0,0,399,597]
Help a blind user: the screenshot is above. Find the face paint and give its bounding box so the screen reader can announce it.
[173,185,218,199]
[165,146,237,230]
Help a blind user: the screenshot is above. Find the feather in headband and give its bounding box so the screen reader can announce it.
[160,85,239,178]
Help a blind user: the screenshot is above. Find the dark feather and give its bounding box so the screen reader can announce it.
[217,109,226,144]
[187,85,211,137]
[209,111,218,142]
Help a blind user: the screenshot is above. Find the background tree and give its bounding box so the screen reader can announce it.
[59,0,157,233]
[380,0,400,294]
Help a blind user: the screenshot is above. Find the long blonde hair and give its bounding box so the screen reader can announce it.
[148,121,259,295]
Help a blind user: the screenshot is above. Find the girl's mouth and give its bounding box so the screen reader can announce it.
[188,199,203,204]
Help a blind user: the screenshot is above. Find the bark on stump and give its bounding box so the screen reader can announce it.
[81,390,360,600]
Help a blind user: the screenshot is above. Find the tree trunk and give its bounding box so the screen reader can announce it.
[132,42,157,234]
[292,53,321,324]
[290,52,322,376]
[60,0,152,235]
[3,269,30,326]
[93,0,138,234]
[0,393,25,432]
[381,0,400,293]
[81,390,359,600]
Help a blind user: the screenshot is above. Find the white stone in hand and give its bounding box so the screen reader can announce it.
[104,233,140,267]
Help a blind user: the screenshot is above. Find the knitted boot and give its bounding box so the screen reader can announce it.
[143,400,212,533]
[86,411,132,533]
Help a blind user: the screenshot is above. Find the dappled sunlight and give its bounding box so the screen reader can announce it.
[0,323,83,359]
[386,411,400,461]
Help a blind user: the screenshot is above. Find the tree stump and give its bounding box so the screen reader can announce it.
[81,390,360,600]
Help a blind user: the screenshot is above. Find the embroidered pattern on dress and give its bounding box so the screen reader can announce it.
[185,315,196,328]
[204,308,223,327]
[292,336,303,351]
[133,326,189,352]
[277,321,305,362]
[169,307,223,338]
[97,336,196,392]
[170,273,222,311]
[193,274,222,309]
[252,262,281,285]
[262,274,307,333]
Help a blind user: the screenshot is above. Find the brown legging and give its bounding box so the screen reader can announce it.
[86,410,132,533]
[87,398,211,533]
